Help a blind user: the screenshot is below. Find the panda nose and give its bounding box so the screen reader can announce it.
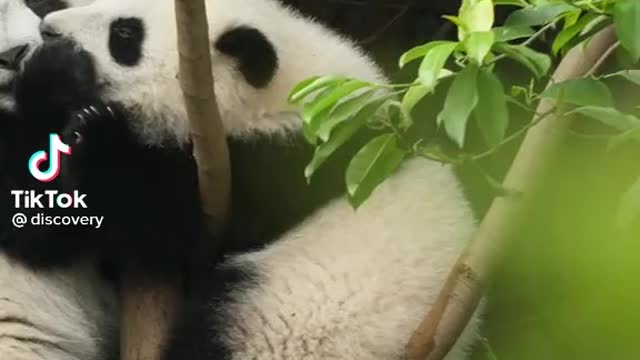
[0,44,29,70]
[40,22,62,41]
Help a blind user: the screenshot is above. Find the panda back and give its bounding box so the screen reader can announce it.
[167,159,480,360]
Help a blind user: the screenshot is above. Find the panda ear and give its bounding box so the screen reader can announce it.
[214,26,278,89]
[26,0,68,19]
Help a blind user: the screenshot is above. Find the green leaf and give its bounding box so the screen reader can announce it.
[505,3,575,27]
[552,13,599,55]
[304,98,388,180]
[617,177,640,230]
[492,0,526,7]
[345,134,406,208]
[464,31,495,64]
[289,76,345,104]
[473,69,508,147]
[418,42,459,91]
[614,0,640,62]
[438,64,480,148]
[493,26,535,42]
[316,89,379,142]
[402,85,430,115]
[399,41,455,68]
[617,70,640,86]
[562,10,582,29]
[302,79,369,127]
[559,15,611,56]
[458,0,495,39]
[494,43,551,78]
[542,79,613,107]
[570,106,640,132]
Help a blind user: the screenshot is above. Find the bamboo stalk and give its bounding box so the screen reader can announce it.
[121,0,230,359]
[406,26,618,360]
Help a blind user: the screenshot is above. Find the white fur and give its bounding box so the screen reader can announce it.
[0,0,41,111]
[42,0,387,145]
[41,1,482,358]
[218,159,480,360]
[0,255,118,360]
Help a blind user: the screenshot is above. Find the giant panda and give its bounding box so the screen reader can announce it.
[14,0,483,358]
[0,1,118,360]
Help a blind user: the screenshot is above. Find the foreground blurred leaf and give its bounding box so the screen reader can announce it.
[571,106,640,131]
[346,134,405,208]
[608,127,640,151]
[618,177,640,230]
[616,70,640,86]
[542,79,613,107]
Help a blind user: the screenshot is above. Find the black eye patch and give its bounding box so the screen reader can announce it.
[109,17,145,67]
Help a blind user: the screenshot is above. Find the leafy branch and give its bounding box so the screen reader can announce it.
[289,0,640,222]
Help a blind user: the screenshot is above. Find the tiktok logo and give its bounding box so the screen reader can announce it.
[28,134,72,183]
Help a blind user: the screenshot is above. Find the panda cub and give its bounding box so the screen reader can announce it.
[0,2,117,360]
[19,0,482,358]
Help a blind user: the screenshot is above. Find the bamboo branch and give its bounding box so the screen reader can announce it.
[175,0,231,232]
[405,26,618,360]
[121,0,231,359]
[120,274,180,360]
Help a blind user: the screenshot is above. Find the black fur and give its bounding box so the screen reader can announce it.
[163,262,258,360]
[26,0,68,18]
[4,39,205,277]
[0,110,17,240]
[215,26,278,88]
[109,18,145,67]
[0,40,99,268]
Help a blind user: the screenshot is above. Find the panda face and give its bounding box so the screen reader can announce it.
[41,0,192,145]
[38,0,387,145]
[0,0,41,111]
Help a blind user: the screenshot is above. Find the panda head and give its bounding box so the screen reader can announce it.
[38,0,282,146]
[39,0,189,145]
[37,0,387,146]
[0,0,41,111]
[0,0,93,112]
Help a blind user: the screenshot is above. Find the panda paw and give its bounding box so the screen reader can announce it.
[62,103,119,147]
[58,102,133,192]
